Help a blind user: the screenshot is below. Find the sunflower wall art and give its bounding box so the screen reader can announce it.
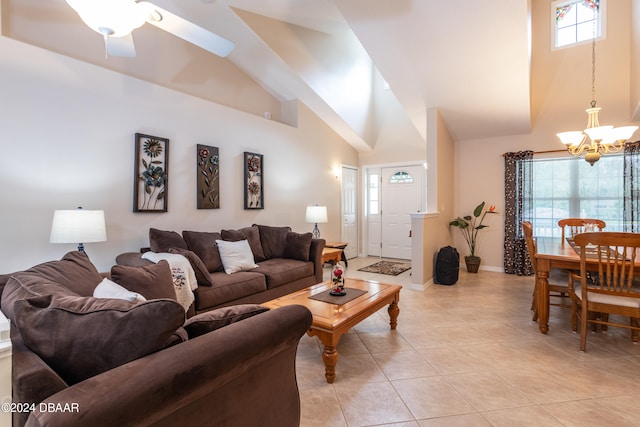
[197,144,220,209]
[134,133,169,213]
[244,152,263,209]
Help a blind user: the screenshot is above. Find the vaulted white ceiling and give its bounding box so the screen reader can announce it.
[3,0,533,150]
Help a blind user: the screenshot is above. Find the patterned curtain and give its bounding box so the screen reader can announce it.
[504,151,533,275]
[623,141,640,232]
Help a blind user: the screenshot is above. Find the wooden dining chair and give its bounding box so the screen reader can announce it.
[571,232,640,351]
[558,218,606,240]
[522,221,571,321]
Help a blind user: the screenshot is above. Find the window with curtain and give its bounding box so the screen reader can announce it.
[504,151,533,275]
[529,154,623,236]
[624,141,640,232]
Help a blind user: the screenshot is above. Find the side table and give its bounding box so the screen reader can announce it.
[321,248,343,266]
[325,242,349,267]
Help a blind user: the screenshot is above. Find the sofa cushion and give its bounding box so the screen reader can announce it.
[256,258,315,289]
[93,277,147,303]
[14,294,185,385]
[194,271,266,310]
[183,304,269,338]
[110,261,176,301]
[216,240,259,274]
[149,228,188,253]
[283,232,313,262]
[256,224,292,259]
[168,247,214,287]
[1,274,80,323]
[221,225,266,262]
[8,251,102,297]
[182,230,224,273]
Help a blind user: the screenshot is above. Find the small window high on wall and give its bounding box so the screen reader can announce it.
[552,0,605,49]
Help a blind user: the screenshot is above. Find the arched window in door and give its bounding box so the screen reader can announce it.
[389,171,414,183]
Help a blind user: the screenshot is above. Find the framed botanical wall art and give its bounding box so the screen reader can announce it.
[197,144,220,209]
[134,133,169,213]
[244,151,263,209]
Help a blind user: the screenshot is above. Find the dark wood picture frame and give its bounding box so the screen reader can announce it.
[197,144,220,209]
[244,152,263,209]
[134,133,169,213]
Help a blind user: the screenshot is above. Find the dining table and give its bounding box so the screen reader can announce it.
[535,235,640,334]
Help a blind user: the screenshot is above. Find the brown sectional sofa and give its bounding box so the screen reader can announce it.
[0,251,313,426]
[116,224,326,315]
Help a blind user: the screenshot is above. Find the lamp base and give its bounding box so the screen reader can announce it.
[312,224,320,239]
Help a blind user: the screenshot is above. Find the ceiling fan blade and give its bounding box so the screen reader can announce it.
[138,2,235,57]
[106,33,137,57]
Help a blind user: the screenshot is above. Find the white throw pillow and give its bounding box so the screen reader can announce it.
[215,239,259,274]
[93,278,147,303]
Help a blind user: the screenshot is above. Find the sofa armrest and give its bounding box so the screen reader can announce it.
[114,252,154,267]
[25,305,312,427]
[310,238,326,283]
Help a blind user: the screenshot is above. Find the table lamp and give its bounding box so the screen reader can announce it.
[305,205,328,238]
[50,207,107,254]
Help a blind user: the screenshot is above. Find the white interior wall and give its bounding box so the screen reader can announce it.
[0,36,358,272]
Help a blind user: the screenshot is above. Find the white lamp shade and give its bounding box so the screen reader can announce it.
[612,126,639,142]
[305,206,328,224]
[556,131,585,147]
[583,125,614,142]
[50,210,107,244]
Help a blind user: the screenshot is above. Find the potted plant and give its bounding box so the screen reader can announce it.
[449,201,497,273]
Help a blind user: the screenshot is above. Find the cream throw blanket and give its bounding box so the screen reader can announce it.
[141,252,197,311]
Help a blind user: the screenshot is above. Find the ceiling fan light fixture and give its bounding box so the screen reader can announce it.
[66,0,147,38]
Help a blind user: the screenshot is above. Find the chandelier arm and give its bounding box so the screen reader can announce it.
[599,142,625,154]
[566,142,591,156]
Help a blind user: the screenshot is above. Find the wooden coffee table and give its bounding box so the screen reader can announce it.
[262,278,401,383]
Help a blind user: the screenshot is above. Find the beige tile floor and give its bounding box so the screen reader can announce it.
[297,257,640,427]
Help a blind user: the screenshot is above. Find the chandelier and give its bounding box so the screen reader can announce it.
[556,33,638,166]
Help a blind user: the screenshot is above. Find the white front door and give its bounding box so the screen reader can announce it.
[380,166,424,259]
[341,166,358,259]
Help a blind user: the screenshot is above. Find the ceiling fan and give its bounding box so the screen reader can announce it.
[65,0,235,58]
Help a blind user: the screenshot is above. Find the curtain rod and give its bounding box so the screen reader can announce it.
[502,149,566,157]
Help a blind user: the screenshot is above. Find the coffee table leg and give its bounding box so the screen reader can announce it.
[388,295,400,330]
[322,345,338,384]
[314,332,341,383]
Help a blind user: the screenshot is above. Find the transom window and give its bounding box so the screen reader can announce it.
[529,154,623,237]
[389,171,413,183]
[553,0,603,48]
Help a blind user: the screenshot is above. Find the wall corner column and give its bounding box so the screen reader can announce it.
[410,212,438,291]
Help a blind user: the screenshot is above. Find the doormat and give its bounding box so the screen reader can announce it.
[308,288,368,305]
[358,261,411,276]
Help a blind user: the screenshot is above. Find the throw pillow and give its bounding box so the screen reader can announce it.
[15,294,185,385]
[110,261,176,301]
[93,277,147,303]
[215,239,259,274]
[255,224,291,259]
[221,225,266,262]
[168,247,214,287]
[149,228,188,253]
[283,232,313,261]
[183,304,270,338]
[182,230,224,273]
